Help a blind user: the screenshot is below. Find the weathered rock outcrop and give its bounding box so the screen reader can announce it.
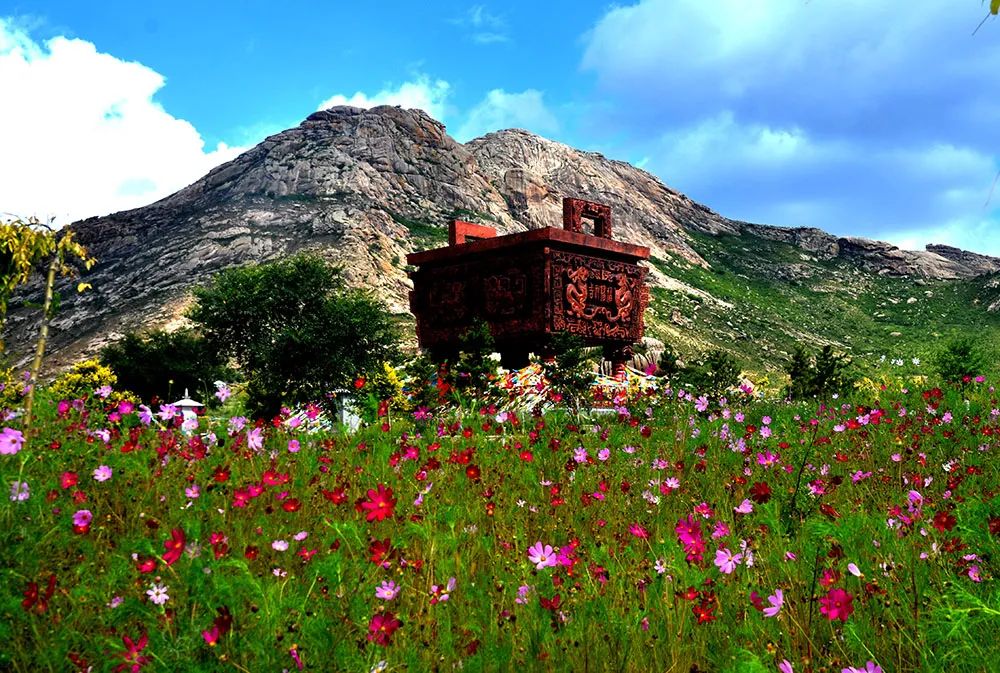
[5,105,999,370]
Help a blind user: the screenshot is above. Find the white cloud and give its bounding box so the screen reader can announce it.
[455,89,558,142]
[881,216,1000,256]
[578,0,1000,255]
[0,18,246,224]
[317,76,450,123]
[453,5,509,45]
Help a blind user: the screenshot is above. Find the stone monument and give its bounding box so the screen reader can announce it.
[407,197,650,369]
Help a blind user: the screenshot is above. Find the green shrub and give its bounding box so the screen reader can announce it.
[100,329,232,404]
[542,331,597,413]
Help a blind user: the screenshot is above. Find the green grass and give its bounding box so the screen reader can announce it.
[646,230,1000,374]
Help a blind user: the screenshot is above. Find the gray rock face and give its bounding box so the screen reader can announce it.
[6,105,999,370]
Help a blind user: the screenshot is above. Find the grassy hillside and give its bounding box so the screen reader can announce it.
[645,230,1000,372]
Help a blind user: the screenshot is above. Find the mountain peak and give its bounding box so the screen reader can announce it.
[6,105,999,372]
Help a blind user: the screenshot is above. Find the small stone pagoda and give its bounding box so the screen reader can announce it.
[407,197,650,368]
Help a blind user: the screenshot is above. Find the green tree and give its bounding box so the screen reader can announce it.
[100,329,233,404]
[935,337,984,385]
[187,254,400,417]
[785,345,852,400]
[453,319,498,398]
[684,349,741,398]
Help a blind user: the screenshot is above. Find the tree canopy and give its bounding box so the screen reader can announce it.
[187,254,400,417]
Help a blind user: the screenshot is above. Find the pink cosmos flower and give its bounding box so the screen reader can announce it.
[842,663,882,673]
[157,404,178,422]
[779,660,794,673]
[0,427,25,455]
[146,582,169,605]
[375,580,400,600]
[247,427,264,451]
[9,480,29,502]
[763,589,783,617]
[287,439,300,453]
[72,510,93,527]
[629,523,650,539]
[93,465,113,482]
[734,499,754,515]
[714,548,742,574]
[527,541,558,570]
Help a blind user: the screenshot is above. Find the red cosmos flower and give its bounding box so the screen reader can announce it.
[114,632,150,673]
[932,510,957,532]
[750,481,772,504]
[360,484,397,522]
[60,471,78,489]
[262,470,289,486]
[212,466,230,483]
[244,545,259,560]
[281,498,302,513]
[819,568,841,588]
[989,516,1000,538]
[322,486,348,504]
[135,556,157,574]
[369,538,393,565]
[162,528,186,566]
[22,574,56,613]
[692,599,717,624]
[232,488,251,508]
[539,593,562,611]
[465,465,481,481]
[367,612,402,646]
[202,606,232,646]
[819,587,854,622]
[819,503,841,520]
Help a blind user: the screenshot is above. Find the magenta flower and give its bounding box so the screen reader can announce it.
[72,510,93,527]
[763,589,783,617]
[842,663,882,673]
[779,660,794,673]
[287,439,300,453]
[375,580,400,600]
[714,547,742,574]
[0,427,24,455]
[527,541,558,570]
[138,405,153,425]
[819,587,855,622]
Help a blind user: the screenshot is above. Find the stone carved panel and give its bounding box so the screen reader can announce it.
[550,250,647,342]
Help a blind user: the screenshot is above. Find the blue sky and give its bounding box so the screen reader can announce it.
[2,1,1000,255]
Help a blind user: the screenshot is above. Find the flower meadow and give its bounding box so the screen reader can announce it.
[2,378,999,673]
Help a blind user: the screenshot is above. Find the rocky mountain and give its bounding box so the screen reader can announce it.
[6,105,1000,372]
